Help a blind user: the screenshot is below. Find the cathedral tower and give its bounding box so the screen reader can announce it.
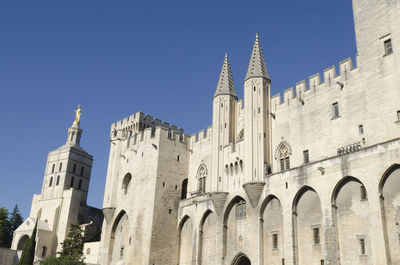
[211,53,237,190]
[11,107,100,262]
[243,34,272,182]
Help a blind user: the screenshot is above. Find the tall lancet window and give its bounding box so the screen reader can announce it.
[276,142,291,172]
[196,164,207,194]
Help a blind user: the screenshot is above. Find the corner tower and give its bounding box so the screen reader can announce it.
[243,34,272,182]
[212,53,238,190]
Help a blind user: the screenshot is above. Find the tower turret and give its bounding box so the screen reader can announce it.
[243,34,272,182]
[211,53,238,191]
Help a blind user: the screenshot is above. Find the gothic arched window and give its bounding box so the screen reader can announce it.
[276,142,291,172]
[196,164,207,194]
[122,173,132,195]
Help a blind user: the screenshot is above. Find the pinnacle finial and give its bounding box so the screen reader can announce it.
[214,53,237,98]
[244,34,270,81]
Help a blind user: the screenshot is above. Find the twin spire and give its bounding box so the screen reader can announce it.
[214,53,237,98]
[214,34,270,98]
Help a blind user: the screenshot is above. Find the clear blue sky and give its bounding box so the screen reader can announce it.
[0,1,356,218]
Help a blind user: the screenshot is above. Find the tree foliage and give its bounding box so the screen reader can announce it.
[0,207,11,247]
[40,224,85,265]
[16,221,37,265]
[0,205,24,248]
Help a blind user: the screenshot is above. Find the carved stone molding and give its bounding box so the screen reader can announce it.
[102,207,116,224]
[210,192,229,216]
[243,181,266,208]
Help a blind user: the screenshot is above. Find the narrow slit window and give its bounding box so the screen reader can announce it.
[73,164,76,174]
[397,110,400,121]
[384,39,393,55]
[51,164,55,173]
[80,167,84,177]
[303,150,309,164]
[56,175,60,186]
[49,177,53,187]
[272,233,278,249]
[332,102,339,118]
[70,177,74,188]
[360,238,366,254]
[78,179,82,190]
[359,124,364,134]
[313,227,320,244]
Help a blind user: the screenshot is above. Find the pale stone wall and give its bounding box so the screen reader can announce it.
[0,248,18,265]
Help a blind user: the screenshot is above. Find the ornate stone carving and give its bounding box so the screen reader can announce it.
[243,181,265,208]
[210,192,229,216]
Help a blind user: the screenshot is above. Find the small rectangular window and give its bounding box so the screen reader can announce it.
[332,102,339,118]
[313,227,320,244]
[360,238,366,254]
[397,110,400,121]
[235,200,247,219]
[120,247,124,258]
[303,150,309,164]
[359,124,364,134]
[272,233,278,249]
[384,39,393,55]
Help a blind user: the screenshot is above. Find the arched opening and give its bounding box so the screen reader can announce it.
[260,195,283,265]
[332,176,370,264]
[122,173,132,195]
[197,165,207,194]
[379,164,400,264]
[232,253,251,265]
[292,186,323,265]
[17,235,29,250]
[178,216,193,265]
[223,196,248,259]
[198,210,216,265]
[181,179,188,199]
[108,210,129,264]
[41,246,47,257]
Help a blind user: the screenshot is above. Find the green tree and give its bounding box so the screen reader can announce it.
[16,220,37,265]
[40,224,85,265]
[0,207,11,247]
[9,205,23,236]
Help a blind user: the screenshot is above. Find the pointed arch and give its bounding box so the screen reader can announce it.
[108,210,129,264]
[331,176,371,264]
[196,164,208,194]
[259,194,280,218]
[292,185,323,265]
[223,196,247,258]
[379,163,400,196]
[231,252,251,265]
[198,210,216,265]
[178,215,193,265]
[379,164,400,264]
[17,234,29,250]
[331,176,366,206]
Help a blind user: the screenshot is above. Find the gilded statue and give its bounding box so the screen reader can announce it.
[73,105,82,127]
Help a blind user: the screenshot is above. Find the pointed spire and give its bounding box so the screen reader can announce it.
[214,53,237,98]
[244,33,270,81]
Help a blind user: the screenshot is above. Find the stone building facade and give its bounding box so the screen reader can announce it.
[99,0,400,264]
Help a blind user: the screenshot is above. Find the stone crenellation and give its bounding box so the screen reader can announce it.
[271,57,356,108]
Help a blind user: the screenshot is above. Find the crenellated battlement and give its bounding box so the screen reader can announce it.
[271,57,357,109]
[189,126,212,148]
[109,111,187,145]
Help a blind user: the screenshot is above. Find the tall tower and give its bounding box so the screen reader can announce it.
[211,53,237,190]
[243,34,271,182]
[11,106,97,261]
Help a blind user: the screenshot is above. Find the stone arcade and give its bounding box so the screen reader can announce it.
[10,0,400,264]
